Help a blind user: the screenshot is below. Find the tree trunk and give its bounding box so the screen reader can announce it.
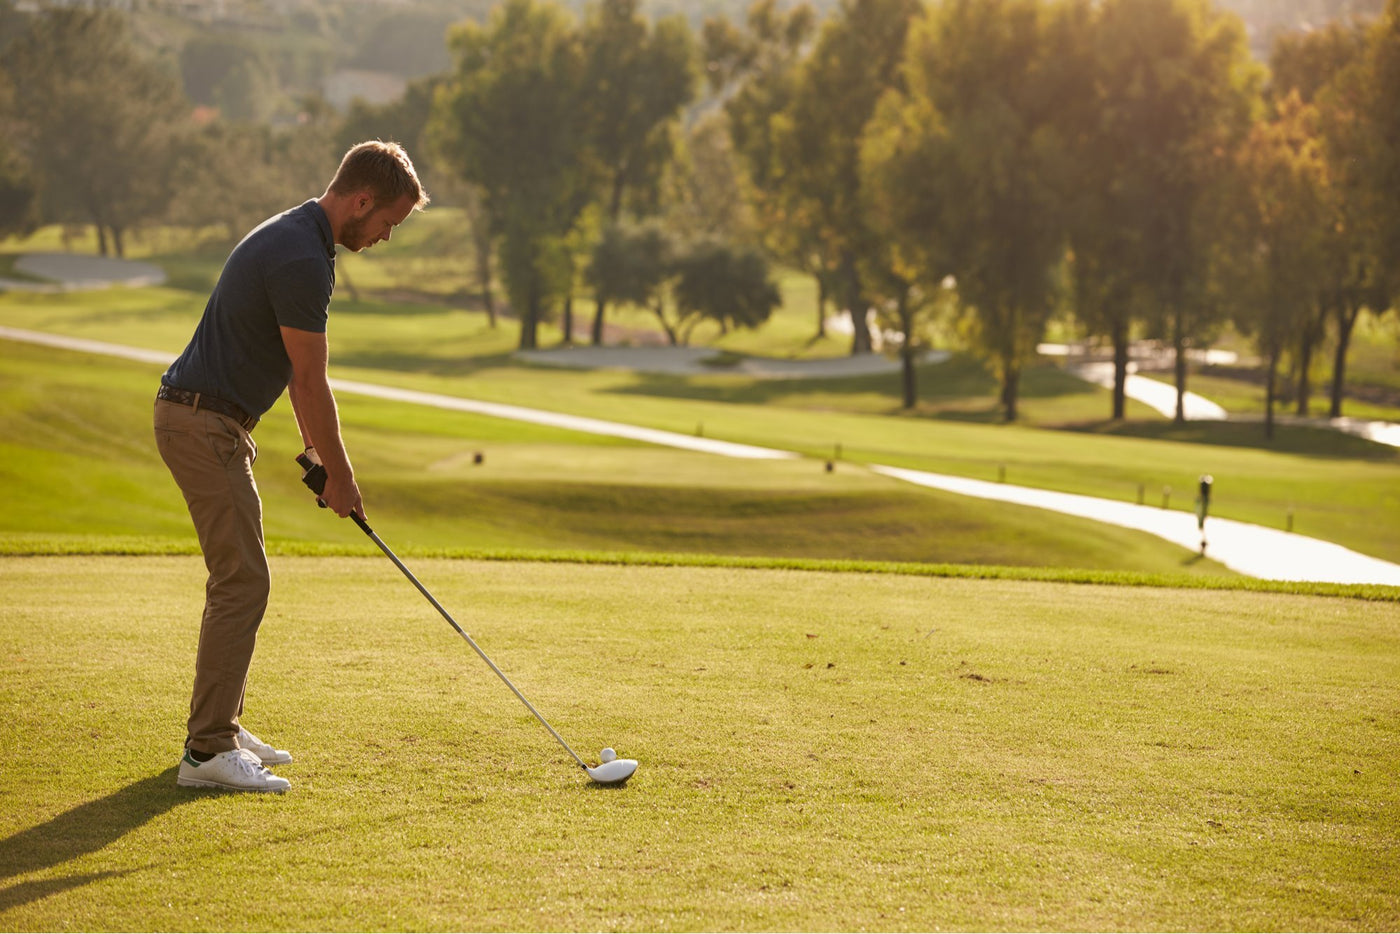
[112,226,126,259]
[840,256,872,355]
[96,224,109,258]
[519,294,540,350]
[1295,332,1312,417]
[591,296,608,345]
[483,282,498,328]
[653,299,677,346]
[338,256,360,303]
[1329,301,1360,419]
[1264,351,1278,441]
[476,242,497,328]
[1001,356,1020,422]
[1295,305,1329,417]
[899,297,916,409]
[608,169,626,222]
[680,314,704,346]
[1112,316,1129,420]
[1172,307,1187,425]
[562,294,574,346]
[815,273,828,339]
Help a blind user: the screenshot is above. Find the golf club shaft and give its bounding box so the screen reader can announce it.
[350,512,589,771]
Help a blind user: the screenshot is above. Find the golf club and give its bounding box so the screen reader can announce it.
[298,453,638,787]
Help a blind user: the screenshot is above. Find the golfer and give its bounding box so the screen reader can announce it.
[155,141,428,792]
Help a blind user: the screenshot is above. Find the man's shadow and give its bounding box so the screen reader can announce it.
[0,767,189,911]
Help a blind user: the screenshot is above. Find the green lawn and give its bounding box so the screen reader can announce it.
[0,339,1234,577]
[3,287,1399,563]
[2,226,1399,932]
[1,556,1397,931]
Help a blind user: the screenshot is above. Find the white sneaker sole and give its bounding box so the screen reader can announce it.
[176,774,289,793]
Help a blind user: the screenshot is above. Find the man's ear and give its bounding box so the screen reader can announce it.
[354,192,375,215]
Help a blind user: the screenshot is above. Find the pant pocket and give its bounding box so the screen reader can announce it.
[204,416,245,470]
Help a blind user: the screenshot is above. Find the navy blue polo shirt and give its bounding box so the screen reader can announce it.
[163,200,336,419]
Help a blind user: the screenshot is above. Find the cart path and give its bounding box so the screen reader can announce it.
[3,325,1398,586]
[871,465,1400,586]
[5,251,1396,446]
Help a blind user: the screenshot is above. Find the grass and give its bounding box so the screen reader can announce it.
[2,224,1399,931]
[3,290,1399,563]
[1,556,1397,931]
[0,339,1234,576]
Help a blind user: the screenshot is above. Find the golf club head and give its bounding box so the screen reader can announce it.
[586,758,638,787]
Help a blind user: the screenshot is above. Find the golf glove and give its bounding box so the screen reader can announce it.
[296,447,328,506]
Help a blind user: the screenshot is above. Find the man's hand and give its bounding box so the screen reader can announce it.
[296,447,363,519]
[297,448,328,505]
[321,471,364,520]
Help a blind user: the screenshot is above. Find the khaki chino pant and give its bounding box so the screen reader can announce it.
[154,398,268,754]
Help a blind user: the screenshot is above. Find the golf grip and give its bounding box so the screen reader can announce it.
[347,512,590,771]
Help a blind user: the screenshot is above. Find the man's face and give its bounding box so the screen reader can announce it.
[340,193,417,252]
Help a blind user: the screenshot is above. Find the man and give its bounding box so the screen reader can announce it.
[155,141,429,793]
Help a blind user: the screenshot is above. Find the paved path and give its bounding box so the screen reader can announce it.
[1053,350,1400,450]
[330,376,797,460]
[0,327,795,461]
[8,253,1395,446]
[1068,360,1228,420]
[3,324,1397,586]
[872,465,1400,586]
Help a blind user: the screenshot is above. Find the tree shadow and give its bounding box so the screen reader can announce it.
[0,767,189,911]
[1064,418,1399,461]
[332,350,518,376]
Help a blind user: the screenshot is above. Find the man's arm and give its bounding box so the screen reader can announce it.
[281,325,362,519]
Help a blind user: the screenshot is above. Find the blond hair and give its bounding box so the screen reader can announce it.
[327,140,429,210]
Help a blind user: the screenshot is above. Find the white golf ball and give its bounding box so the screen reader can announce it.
[600,747,617,763]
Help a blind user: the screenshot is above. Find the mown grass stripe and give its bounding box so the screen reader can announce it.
[2,537,1395,602]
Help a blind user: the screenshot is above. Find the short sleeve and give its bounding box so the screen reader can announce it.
[265,256,332,333]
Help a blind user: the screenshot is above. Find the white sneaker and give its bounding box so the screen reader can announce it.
[238,726,293,765]
[177,748,290,793]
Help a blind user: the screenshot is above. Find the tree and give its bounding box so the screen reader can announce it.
[430,0,599,349]
[460,181,500,329]
[585,220,675,341]
[661,112,757,245]
[165,94,338,244]
[860,75,962,410]
[705,0,829,339]
[580,0,696,344]
[1058,0,1158,420]
[1226,94,1331,439]
[7,6,188,256]
[1365,0,1400,326]
[1126,0,1261,423]
[897,0,1072,421]
[671,239,781,339]
[179,34,272,109]
[1271,19,1389,418]
[336,76,438,163]
[773,0,922,356]
[0,145,35,240]
[0,67,37,240]
[1066,0,1262,424]
[214,56,280,124]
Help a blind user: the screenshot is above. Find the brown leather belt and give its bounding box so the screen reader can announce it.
[156,384,258,432]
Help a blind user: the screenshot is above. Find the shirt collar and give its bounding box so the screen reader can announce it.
[304,199,336,260]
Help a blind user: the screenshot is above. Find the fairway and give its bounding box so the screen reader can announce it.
[3,228,1398,932]
[2,556,1397,931]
